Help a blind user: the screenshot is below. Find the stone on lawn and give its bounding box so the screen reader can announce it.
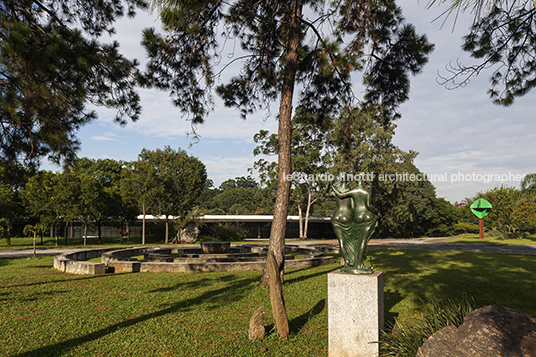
[416,304,536,357]
[249,306,265,340]
[176,222,200,243]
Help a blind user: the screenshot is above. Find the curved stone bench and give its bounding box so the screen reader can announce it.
[54,244,335,274]
[53,247,123,275]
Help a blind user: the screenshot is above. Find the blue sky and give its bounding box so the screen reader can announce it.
[41,0,536,203]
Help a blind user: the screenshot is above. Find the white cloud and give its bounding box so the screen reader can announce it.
[203,156,260,186]
[73,1,536,204]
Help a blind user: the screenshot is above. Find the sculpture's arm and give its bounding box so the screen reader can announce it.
[331,185,353,199]
[365,194,379,216]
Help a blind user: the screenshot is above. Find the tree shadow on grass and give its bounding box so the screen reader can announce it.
[12,274,260,357]
[289,299,326,335]
[383,290,402,328]
[284,264,340,285]
[1,271,118,289]
[372,248,536,319]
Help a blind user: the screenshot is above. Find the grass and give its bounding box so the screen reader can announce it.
[445,233,536,246]
[1,248,536,356]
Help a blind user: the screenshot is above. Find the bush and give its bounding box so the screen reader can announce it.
[380,296,474,356]
[207,222,248,241]
[453,222,479,234]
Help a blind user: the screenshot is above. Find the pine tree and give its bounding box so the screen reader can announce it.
[0,0,145,167]
[141,0,434,288]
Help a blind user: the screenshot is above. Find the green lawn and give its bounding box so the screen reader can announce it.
[1,248,535,356]
[445,233,536,246]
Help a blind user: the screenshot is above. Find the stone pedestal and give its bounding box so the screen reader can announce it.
[328,270,384,357]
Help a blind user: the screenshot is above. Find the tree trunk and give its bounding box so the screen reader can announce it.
[260,0,303,285]
[298,201,304,240]
[97,221,102,244]
[165,216,169,244]
[65,221,68,245]
[126,221,130,243]
[33,233,36,258]
[142,203,146,245]
[84,224,87,246]
[303,189,313,240]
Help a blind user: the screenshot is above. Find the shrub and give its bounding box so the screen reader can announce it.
[380,296,474,356]
[453,222,479,234]
[208,222,248,241]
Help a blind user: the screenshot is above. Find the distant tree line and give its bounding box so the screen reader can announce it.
[0,146,206,245]
[2,146,535,245]
[452,175,536,238]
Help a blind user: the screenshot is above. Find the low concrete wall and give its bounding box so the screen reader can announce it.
[101,247,145,265]
[54,244,335,275]
[53,247,120,274]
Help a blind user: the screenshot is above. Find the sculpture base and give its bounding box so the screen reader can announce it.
[328,270,384,357]
[340,266,374,275]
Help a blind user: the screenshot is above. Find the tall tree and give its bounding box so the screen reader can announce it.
[0,0,144,168]
[329,105,437,237]
[430,0,536,105]
[477,185,518,233]
[142,0,433,286]
[520,173,536,197]
[253,111,331,239]
[205,177,273,215]
[122,159,155,245]
[22,171,62,245]
[72,158,124,244]
[139,147,207,243]
[0,184,20,244]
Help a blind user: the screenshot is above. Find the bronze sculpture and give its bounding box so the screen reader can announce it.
[326,179,379,274]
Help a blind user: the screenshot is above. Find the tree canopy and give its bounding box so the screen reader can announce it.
[431,0,536,105]
[142,0,434,289]
[137,146,207,243]
[0,0,145,168]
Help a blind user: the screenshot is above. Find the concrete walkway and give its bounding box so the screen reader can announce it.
[287,237,536,256]
[1,237,536,258]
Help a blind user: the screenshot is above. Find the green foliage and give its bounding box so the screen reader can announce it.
[199,177,273,215]
[21,171,62,233]
[207,222,249,241]
[0,218,12,245]
[511,196,536,232]
[143,0,433,276]
[454,221,479,234]
[252,113,331,238]
[520,173,536,198]
[433,0,536,105]
[135,146,207,243]
[71,158,130,244]
[427,198,458,236]
[380,296,474,356]
[0,0,144,166]
[477,185,518,231]
[330,105,437,237]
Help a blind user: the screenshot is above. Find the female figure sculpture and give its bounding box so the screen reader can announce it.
[326,179,379,274]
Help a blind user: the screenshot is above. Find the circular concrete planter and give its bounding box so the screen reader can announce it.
[200,241,231,254]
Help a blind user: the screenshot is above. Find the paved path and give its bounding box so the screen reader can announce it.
[286,237,536,256]
[1,238,536,258]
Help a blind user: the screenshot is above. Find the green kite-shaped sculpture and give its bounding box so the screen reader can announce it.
[470,198,492,219]
[326,179,379,274]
